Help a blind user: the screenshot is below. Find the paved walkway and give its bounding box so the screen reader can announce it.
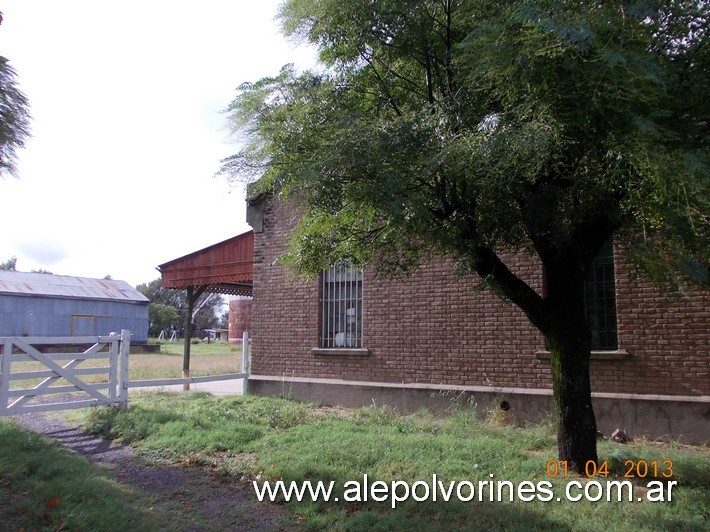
[132,378,246,396]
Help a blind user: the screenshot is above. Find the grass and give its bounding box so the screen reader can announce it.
[67,393,710,531]
[6,340,242,390]
[0,419,159,530]
[130,341,242,381]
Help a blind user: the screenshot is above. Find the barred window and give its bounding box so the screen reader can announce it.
[321,262,363,348]
[584,240,618,350]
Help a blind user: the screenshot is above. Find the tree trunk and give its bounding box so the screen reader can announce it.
[470,245,602,473]
[548,331,598,472]
[544,269,598,473]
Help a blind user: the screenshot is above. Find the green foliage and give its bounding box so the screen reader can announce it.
[136,278,184,308]
[0,256,16,270]
[0,53,31,178]
[136,278,225,333]
[82,393,309,458]
[1,10,30,177]
[223,0,708,287]
[147,302,179,337]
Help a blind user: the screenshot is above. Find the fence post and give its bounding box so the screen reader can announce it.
[118,329,131,411]
[108,332,118,402]
[241,331,250,396]
[0,338,12,414]
[242,331,249,375]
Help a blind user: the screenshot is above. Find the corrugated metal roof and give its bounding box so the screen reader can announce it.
[0,270,149,303]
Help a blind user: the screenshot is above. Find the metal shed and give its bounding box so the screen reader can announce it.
[0,271,149,342]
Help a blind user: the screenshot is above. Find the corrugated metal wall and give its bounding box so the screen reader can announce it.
[0,295,149,342]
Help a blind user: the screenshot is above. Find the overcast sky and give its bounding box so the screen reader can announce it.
[0,1,316,287]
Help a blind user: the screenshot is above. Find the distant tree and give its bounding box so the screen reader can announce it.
[103,274,112,280]
[148,303,180,337]
[192,293,225,333]
[30,268,53,274]
[0,256,16,270]
[136,278,225,336]
[218,309,230,330]
[0,12,31,178]
[223,0,708,471]
[136,278,184,309]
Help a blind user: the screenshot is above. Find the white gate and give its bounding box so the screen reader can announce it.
[0,329,130,416]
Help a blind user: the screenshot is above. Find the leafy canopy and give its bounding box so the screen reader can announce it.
[0,11,31,178]
[222,0,708,290]
[0,256,17,270]
[136,279,225,335]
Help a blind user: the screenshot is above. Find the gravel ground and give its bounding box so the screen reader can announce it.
[13,408,289,531]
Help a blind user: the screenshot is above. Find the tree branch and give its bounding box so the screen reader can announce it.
[472,246,547,333]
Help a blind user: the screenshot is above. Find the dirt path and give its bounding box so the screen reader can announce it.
[14,413,289,531]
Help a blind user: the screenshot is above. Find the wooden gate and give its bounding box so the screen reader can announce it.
[0,330,130,416]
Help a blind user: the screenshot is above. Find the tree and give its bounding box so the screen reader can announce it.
[0,12,31,178]
[148,303,180,338]
[0,256,16,270]
[222,0,708,471]
[218,309,230,330]
[136,278,185,310]
[136,279,225,336]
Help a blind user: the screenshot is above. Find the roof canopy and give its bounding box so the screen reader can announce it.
[157,231,254,297]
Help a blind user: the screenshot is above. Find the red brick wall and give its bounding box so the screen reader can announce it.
[251,198,709,396]
[612,249,709,395]
[228,298,253,345]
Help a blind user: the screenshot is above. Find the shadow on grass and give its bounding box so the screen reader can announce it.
[0,419,158,531]
[292,497,574,531]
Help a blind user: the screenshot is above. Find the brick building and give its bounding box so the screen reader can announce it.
[246,196,709,443]
[228,297,253,345]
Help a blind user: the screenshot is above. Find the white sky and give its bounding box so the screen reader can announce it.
[0,1,316,287]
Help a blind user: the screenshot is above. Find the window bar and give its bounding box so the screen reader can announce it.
[356,269,362,347]
[321,269,325,347]
[331,267,336,347]
[323,268,329,347]
[359,272,362,347]
[323,270,330,347]
[342,266,347,345]
[354,271,358,347]
[321,262,364,348]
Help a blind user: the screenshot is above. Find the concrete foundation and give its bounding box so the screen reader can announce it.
[248,375,710,444]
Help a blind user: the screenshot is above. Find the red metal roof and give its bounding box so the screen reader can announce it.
[157,231,253,296]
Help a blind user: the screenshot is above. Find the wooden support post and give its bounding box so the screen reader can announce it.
[183,286,194,391]
[182,285,207,391]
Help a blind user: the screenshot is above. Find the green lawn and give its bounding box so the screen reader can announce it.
[0,419,160,530]
[67,393,710,531]
[130,340,243,380]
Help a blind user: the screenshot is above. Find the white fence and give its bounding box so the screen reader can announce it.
[126,331,249,389]
[0,330,130,416]
[0,330,249,416]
